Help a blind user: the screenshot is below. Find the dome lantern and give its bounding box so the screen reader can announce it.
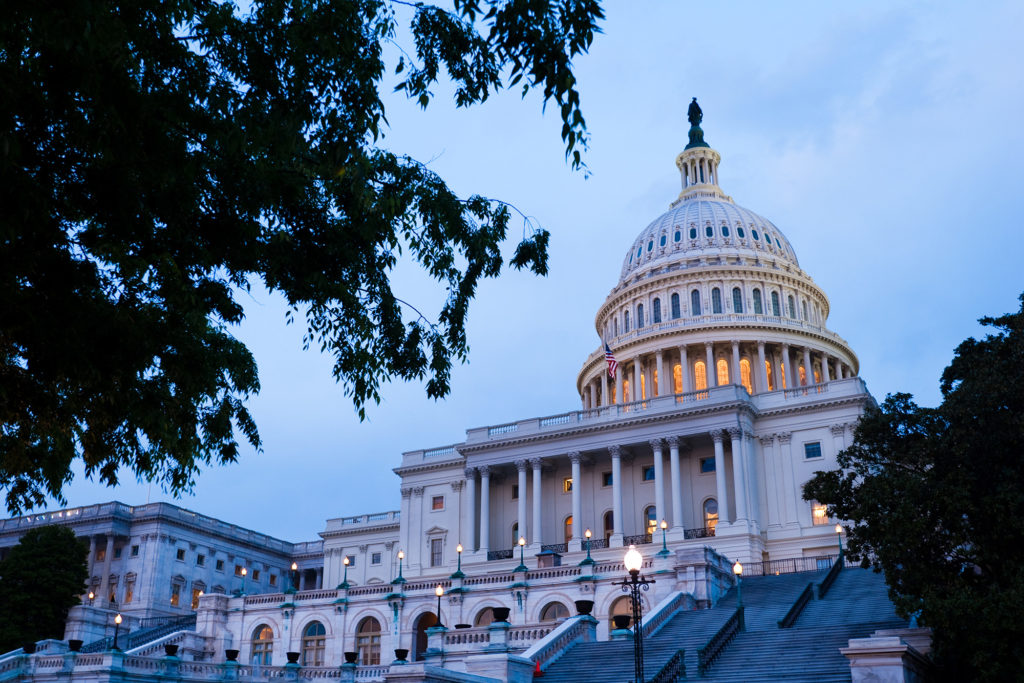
[674,99,730,204]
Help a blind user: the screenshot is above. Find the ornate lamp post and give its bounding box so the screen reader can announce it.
[88,591,95,605]
[393,550,406,584]
[112,613,123,651]
[514,536,528,572]
[451,544,465,579]
[834,523,844,555]
[614,545,653,683]
[340,556,350,588]
[290,562,298,591]
[240,567,247,595]
[434,585,445,627]
[732,560,744,630]
[657,519,670,557]
[580,529,594,566]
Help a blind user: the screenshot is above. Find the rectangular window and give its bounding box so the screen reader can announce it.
[191,588,203,609]
[346,555,356,567]
[371,552,382,565]
[811,501,829,525]
[563,477,573,493]
[215,559,224,571]
[170,583,181,607]
[96,548,106,562]
[699,457,716,473]
[114,547,122,559]
[642,466,655,481]
[124,579,135,604]
[131,545,139,557]
[430,539,443,567]
[602,471,613,487]
[234,564,244,577]
[804,442,823,459]
[175,548,186,561]
[196,554,205,567]
[252,569,261,581]
[431,495,445,511]
[511,484,519,499]
[269,574,278,587]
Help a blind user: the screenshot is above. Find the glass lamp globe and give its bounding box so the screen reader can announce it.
[732,560,743,576]
[624,545,643,572]
[835,523,843,534]
[435,584,444,597]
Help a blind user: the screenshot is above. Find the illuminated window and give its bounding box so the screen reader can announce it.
[431,495,444,510]
[124,578,135,604]
[704,499,719,533]
[771,291,781,316]
[740,359,752,394]
[652,298,661,323]
[732,287,743,313]
[694,361,707,391]
[671,293,680,319]
[753,289,763,314]
[301,622,326,666]
[640,372,646,400]
[623,379,630,401]
[711,287,722,314]
[251,625,274,666]
[540,602,570,623]
[564,516,573,543]
[765,361,774,391]
[563,477,573,493]
[191,587,202,610]
[356,617,382,665]
[170,583,181,607]
[811,501,829,526]
[799,366,807,386]
[644,506,657,536]
[814,369,821,384]
[716,359,729,386]
[637,303,644,328]
[673,364,682,394]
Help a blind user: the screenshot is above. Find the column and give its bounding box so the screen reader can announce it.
[515,460,528,543]
[479,466,491,551]
[531,458,543,547]
[822,353,833,382]
[731,341,741,386]
[655,350,665,397]
[712,432,731,524]
[569,452,583,543]
[464,469,477,551]
[782,343,796,389]
[760,435,781,527]
[831,423,847,455]
[610,445,624,546]
[602,369,610,407]
[753,339,770,393]
[777,433,798,525]
[100,535,114,604]
[728,429,748,522]
[615,363,624,405]
[834,358,843,381]
[87,536,97,586]
[317,567,324,589]
[802,347,813,385]
[650,439,666,527]
[705,342,716,386]
[632,357,642,402]
[678,345,689,394]
[667,436,683,530]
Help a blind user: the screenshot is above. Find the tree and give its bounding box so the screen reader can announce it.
[0,525,89,652]
[804,293,1024,682]
[0,0,604,513]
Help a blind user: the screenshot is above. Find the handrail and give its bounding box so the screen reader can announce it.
[522,614,596,672]
[696,607,743,676]
[817,551,845,598]
[777,582,814,628]
[648,648,685,683]
[641,591,688,639]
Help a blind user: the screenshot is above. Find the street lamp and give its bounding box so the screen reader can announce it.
[88,591,95,605]
[240,567,247,595]
[340,556,350,588]
[451,543,465,579]
[290,562,298,591]
[732,559,744,613]
[614,545,653,683]
[434,584,445,628]
[515,536,528,572]
[580,529,594,566]
[657,519,670,557]
[834,523,844,555]
[112,613,123,651]
[393,550,406,584]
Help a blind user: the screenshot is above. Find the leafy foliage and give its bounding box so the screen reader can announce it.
[0,526,88,652]
[0,0,603,512]
[804,293,1024,682]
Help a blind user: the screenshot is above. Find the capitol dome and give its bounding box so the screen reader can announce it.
[577,103,858,406]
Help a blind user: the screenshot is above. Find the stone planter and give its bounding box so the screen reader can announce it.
[393,649,409,662]
[286,652,300,664]
[68,640,83,653]
[343,652,358,664]
[164,644,179,657]
[492,607,511,622]
[224,649,239,662]
[22,643,36,654]
[612,615,631,630]
[574,600,594,616]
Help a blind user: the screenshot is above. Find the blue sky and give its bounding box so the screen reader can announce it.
[53,1,1023,541]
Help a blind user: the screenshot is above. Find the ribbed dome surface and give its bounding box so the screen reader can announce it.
[618,198,800,284]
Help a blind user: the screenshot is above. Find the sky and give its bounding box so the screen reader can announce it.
[48,1,1024,542]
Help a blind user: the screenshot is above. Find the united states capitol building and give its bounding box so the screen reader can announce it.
[0,108,932,683]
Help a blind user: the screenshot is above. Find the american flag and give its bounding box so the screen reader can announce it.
[604,343,618,379]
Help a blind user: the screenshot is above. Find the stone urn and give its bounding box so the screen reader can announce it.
[454,623,472,630]
[393,648,409,662]
[574,600,594,616]
[68,640,83,653]
[224,649,239,662]
[492,607,511,622]
[343,652,359,664]
[612,615,631,630]
[22,643,36,654]
[286,652,300,664]
[164,644,179,657]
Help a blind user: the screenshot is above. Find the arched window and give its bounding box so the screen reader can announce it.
[721,225,730,237]
[703,499,719,533]
[737,227,745,239]
[752,289,763,314]
[765,360,774,391]
[623,311,630,333]
[670,293,680,319]
[251,625,273,666]
[716,359,729,386]
[732,287,743,313]
[301,622,326,666]
[705,225,714,237]
[788,295,796,318]
[540,602,570,623]
[674,230,681,242]
[694,361,707,391]
[603,511,614,542]
[740,359,752,394]
[799,366,807,386]
[622,378,630,402]
[356,617,382,665]
[689,227,697,240]
[771,291,781,316]
[673,364,682,394]
[609,596,633,630]
[652,298,661,324]
[643,506,657,539]
[613,318,618,336]
[636,303,644,328]
[660,235,666,247]
[690,290,701,316]
[814,369,821,384]
[475,607,498,626]
[711,287,722,314]
[564,515,573,544]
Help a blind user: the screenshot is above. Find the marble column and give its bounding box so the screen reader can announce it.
[632,357,642,402]
[667,436,684,530]
[531,458,543,547]
[760,435,781,527]
[515,460,528,543]
[87,536,97,587]
[731,341,742,386]
[464,468,477,551]
[712,432,730,524]
[782,343,796,389]
[651,439,666,527]
[479,466,491,551]
[655,350,665,397]
[602,370,610,407]
[615,364,624,405]
[802,347,813,385]
[757,341,769,392]
[678,346,689,394]
[705,342,716,386]
[100,535,114,604]
[777,434,798,525]
[569,452,583,543]
[822,353,833,382]
[728,429,748,522]
[834,358,843,382]
[610,445,624,545]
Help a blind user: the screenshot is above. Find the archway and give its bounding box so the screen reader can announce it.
[413,611,438,661]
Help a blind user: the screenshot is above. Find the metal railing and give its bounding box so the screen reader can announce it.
[777,583,814,629]
[486,549,514,561]
[683,526,715,539]
[81,614,197,653]
[696,607,744,676]
[649,648,686,683]
[541,543,568,554]
[817,551,845,598]
[623,534,653,546]
[743,553,839,577]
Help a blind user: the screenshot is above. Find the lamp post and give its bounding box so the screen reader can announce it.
[580,529,594,566]
[834,523,844,555]
[393,550,406,584]
[240,567,247,595]
[88,591,95,605]
[290,562,298,591]
[434,585,445,628]
[451,544,465,579]
[514,536,528,572]
[614,545,653,683]
[340,556,350,588]
[112,613,123,651]
[732,559,745,631]
[657,520,670,557]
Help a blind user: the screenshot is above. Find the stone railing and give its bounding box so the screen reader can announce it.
[347,585,392,597]
[697,607,744,676]
[649,648,686,683]
[594,558,653,574]
[777,582,814,629]
[641,591,691,639]
[522,614,597,672]
[601,311,851,349]
[526,567,581,581]
[464,573,515,586]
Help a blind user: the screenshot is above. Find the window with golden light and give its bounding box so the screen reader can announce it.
[673,364,682,394]
[694,361,707,390]
[704,498,719,533]
[716,359,729,386]
[251,625,273,666]
[811,501,829,526]
[740,359,752,393]
[799,366,807,386]
[765,360,774,391]
[301,622,326,666]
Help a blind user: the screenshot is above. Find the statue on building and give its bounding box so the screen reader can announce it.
[688,97,703,127]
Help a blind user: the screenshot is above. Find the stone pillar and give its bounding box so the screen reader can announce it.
[678,346,689,394]
[667,436,683,530]
[632,357,642,402]
[834,357,843,381]
[569,452,583,544]
[731,341,741,386]
[728,429,748,522]
[515,460,528,543]
[479,466,491,552]
[100,535,114,605]
[777,433,798,525]
[745,432,761,528]
[705,342,716,386]
[650,439,666,528]
[655,350,665,397]
[615,364,623,405]
[464,469,477,551]
[760,435,781,528]
[602,371,610,408]
[802,347,813,385]
[782,343,796,389]
[87,536,97,593]
[831,423,847,455]
[822,353,833,382]
[757,341,768,393]
[610,445,624,546]
[712,432,730,524]
[531,458,543,547]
